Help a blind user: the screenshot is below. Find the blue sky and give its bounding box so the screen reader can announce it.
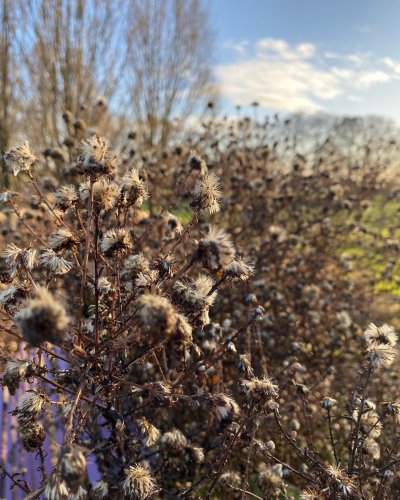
[209,0,400,121]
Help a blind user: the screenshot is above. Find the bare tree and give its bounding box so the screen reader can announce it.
[15,0,126,147]
[125,0,216,147]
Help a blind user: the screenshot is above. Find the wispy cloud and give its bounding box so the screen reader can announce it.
[216,38,399,113]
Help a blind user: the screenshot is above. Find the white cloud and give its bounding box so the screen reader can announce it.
[217,39,398,113]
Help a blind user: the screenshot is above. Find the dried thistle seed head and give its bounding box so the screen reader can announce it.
[189,153,208,175]
[353,408,382,438]
[142,381,172,405]
[153,257,174,280]
[198,226,235,271]
[2,360,34,395]
[122,463,156,500]
[80,179,121,210]
[91,480,109,499]
[191,171,222,214]
[136,417,161,447]
[383,401,400,423]
[226,257,255,281]
[49,228,79,251]
[211,393,240,422]
[135,270,158,288]
[242,376,279,404]
[161,429,188,452]
[2,243,37,270]
[136,294,178,341]
[325,465,354,497]
[15,287,69,345]
[79,135,118,176]
[121,167,149,207]
[44,473,69,500]
[40,249,73,275]
[188,445,205,463]
[321,397,337,409]
[163,212,183,236]
[55,185,79,211]
[173,274,216,312]
[15,390,46,416]
[219,471,241,487]
[60,446,87,494]
[363,437,381,460]
[364,323,397,346]
[0,190,19,203]
[100,228,132,256]
[174,313,193,343]
[236,353,254,377]
[4,141,38,176]
[122,253,150,281]
[366,343,396,370]
[0,282,31,308]
[258,464,283,492]
[18,418,45,451]
[88,276,113,295]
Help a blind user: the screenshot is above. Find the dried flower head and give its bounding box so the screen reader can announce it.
[211,393,240,422]
[219,471,241,487]
[258,463,283,492]
[100,228,132,256]
[15,390,46,416]
[79,135,118,176]
[88,276,113,295]
[236,353,254,377]
[2,243,37,270]
[121,167,149,207]
[136,417,161,447]
[161,429,188,452]
[4,141,38,176]
[91,480,109,499]
[80,179,121,210]
[18,418,45,451]
[40,249,73,275]
[163,212,183,237]
[366,343,396,370]
[363,437,381,460]
[242,376,279,404]
[55,185,79,211]
[15,287,69,345]
[122,254,150,281]
[226,256,255,281]
[44,473,69,500]
[60,446,87,493]
[189,153,208,175]
[326,465,355,497]
[2,360,34,395]
[0,190,19,203]
[49,228,79,251]
[136,294,178,341]
[364,323,397,346]
[191,171,222,214]
[172,274,216,325]
[321,397,337,410]
[122,463,156,500]
[353,408,382,438]
[198,226,235,271]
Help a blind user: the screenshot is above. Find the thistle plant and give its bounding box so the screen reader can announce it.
[0,115,400,500]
